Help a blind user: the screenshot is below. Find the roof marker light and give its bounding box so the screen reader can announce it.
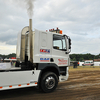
[59,30,62,34]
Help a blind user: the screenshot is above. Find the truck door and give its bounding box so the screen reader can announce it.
[52,34,69,66]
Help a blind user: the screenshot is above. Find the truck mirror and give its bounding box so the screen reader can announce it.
[69,38,71,49]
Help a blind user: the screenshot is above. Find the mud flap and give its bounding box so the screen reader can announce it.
[59,67,69,82]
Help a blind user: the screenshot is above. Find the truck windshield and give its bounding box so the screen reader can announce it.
[53,34,66,51]
[85,62,93,63]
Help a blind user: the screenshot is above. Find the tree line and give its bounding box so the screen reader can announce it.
[70,53,100,61]
[0,53,100,62]
[0,53,16,59]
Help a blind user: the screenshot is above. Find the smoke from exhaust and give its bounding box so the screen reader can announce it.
[8,0,35,19]
[25,0,35,19]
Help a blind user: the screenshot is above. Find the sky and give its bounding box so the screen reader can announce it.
[0,0,100,55]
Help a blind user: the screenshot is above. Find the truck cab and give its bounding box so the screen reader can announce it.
[0,19,71,93]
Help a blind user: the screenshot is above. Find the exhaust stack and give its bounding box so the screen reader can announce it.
[29,19,33,63]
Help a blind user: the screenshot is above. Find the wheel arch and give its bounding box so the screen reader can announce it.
[37,63,60,87]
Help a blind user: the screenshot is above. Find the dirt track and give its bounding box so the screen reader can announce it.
[1,68,100,100]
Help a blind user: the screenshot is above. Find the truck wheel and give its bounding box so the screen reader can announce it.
[40,72,58,93]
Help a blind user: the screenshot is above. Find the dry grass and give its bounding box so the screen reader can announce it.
[69,66,100,71]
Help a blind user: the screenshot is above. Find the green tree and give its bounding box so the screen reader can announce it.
[79,58,84,61]
[72,57,76,61]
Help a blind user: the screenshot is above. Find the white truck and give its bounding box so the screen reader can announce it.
[82,60,94,66]
[0,19,71,93]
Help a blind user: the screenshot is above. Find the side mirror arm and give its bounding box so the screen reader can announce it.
[64,35,71,54]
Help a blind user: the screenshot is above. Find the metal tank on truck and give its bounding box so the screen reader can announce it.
[0,19,71,93]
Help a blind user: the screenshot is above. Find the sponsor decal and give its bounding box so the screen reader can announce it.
[40,49,50,53]
[58,59,67,65]
[40,58,49,62]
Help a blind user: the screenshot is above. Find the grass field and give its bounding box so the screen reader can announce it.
[69,66,100,71]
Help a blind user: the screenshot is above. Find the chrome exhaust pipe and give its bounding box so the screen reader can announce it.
[29,19,33,62]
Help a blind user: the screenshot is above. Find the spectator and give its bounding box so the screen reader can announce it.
[73,61,78,68]
[10,60,13,66]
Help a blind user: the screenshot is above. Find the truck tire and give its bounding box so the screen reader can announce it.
[40,72,58,93]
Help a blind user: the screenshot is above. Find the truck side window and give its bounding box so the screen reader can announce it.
[53,34,66,51]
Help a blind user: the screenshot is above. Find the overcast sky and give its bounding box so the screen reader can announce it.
[0,0,100,55]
